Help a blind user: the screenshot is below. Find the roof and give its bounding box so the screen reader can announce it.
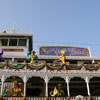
[3,54,100,60]
[0,27,32,37]
[38,55,100,60]
[0,32,32,37]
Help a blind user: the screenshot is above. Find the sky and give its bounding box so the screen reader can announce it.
[0,0,100,56]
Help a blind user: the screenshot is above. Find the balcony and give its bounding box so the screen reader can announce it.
[2,96,100,100]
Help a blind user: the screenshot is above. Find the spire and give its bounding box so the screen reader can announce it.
[12,24,15,32]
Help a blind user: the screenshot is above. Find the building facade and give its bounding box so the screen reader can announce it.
[0,28,100,100]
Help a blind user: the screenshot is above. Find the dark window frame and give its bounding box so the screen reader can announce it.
[0,39,8,46]
[18,39,27,46]
[9,39,17,46]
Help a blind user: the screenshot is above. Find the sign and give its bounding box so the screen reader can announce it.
[39,46,90,56]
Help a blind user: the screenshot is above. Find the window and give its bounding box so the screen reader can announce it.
[9,39,17,46]
[0,39,8,46]
[18,39,27,46]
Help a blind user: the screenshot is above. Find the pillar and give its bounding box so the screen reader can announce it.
[23,76,28,100]
[65,76,70,100]
[0,75,5,100]
[85,77,91,99]
[1,75,5,96]
[44,76,49,97]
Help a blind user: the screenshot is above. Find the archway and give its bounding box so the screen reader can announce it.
[70,77,87,96]
[89,77,100,96]
[4,76,23,97]
[26,77,45,96]
[48,77,67,96]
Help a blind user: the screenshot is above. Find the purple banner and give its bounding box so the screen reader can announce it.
[39,46,90,56]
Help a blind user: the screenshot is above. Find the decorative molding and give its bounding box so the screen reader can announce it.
[85,76,93,83]
[22,76,28,83]
[0,69,100,83]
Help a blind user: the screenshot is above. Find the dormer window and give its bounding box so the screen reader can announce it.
[9,39,17,46]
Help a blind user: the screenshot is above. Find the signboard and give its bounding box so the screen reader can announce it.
[39,46,90,56]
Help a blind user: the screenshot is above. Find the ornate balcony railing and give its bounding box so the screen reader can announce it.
[26,97,46,100]
[2,96,100,100]
[48,97,67,100]
[2,97,24,100]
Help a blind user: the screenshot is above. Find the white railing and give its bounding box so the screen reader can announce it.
[48,97,67,100]
[2,96,100,100]
[70,96,100,100]
[2,97,23,100]
[26,97,46,100]
[70,96,89,100]
[92,96,100,100]
[3,97,66,100]
[26,96,100,100]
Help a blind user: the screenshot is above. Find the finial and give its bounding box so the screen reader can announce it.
[12,24,15,32]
